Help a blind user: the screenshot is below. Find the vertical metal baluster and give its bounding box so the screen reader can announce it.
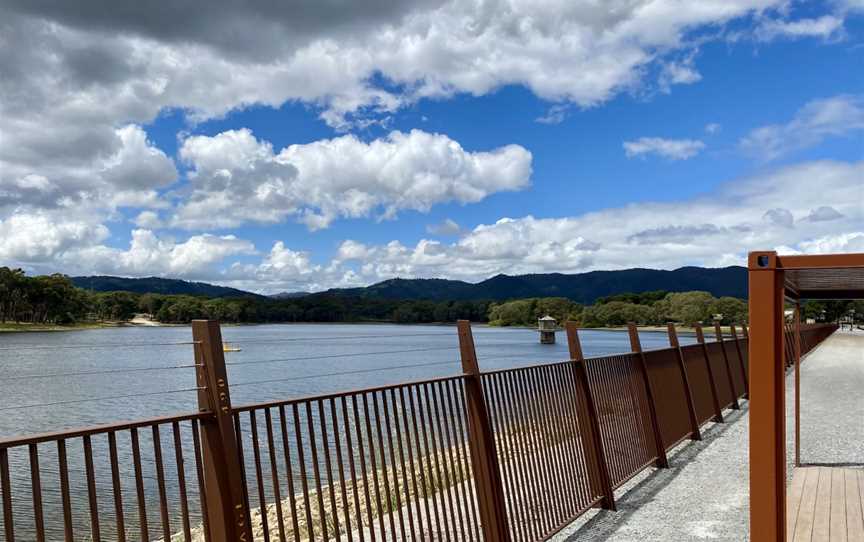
[278,405,301,542]
[27,444,44,542]
[83,435,101,542]
[318,401,340,540]
[57,440,73,541]
[0,448,11,542]
[191,419,211,542]
[264,408,287,542]
[249,411,271,542]
[131,428,149,541]
[340,397,365,542]
[172,422,192,542]
[107,432,127,542]
[152,425,172,541]
[233,412,253,525]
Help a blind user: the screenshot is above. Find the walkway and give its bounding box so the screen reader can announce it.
[793,330,864,467]
[787,466,864,541]
[554,329,864,541]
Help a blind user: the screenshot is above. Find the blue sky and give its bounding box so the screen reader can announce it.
[1,1,862,292]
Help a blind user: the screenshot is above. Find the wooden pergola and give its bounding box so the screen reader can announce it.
[749,251,864,541]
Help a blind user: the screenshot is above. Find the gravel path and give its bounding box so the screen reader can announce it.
[791,329,864,467]
[553,329,863,541]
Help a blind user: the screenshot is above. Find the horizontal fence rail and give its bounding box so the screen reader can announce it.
[0,320,838,541]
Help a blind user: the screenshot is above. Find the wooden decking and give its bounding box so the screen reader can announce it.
[788,467,864,541]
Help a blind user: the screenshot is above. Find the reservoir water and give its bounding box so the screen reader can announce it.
[0,323,696,539]
[0,323,693,436]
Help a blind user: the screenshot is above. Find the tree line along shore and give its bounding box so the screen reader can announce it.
[0,267,856,332]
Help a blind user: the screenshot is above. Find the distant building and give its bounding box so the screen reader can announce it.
[538,315,557,344]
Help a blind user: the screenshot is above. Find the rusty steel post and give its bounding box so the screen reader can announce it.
[565,323,616,510]
[748,252,786,542]
[627,323,669,468]
[694,324,724,423]
[192,320,253,542]
[456,320,512,542]
[667,323,701,441]
[730,325,749,398]
[794,302,801,468]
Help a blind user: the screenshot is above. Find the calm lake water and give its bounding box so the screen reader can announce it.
[0,323,693,436]
[0,323,695,539]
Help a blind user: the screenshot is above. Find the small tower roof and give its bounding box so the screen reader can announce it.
[539,315,556,321]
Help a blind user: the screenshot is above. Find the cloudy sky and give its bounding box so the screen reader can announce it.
[1,0,862,293]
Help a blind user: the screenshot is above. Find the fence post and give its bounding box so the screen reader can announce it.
[794,303,801,468]
[192,320,253,542]
[714,323,741,409]
[694,324,724,423]
[456,320,511,542]
[627,324,669,468]
[565,323,616,510]
[730,325,749,398]
[667,323,701,441]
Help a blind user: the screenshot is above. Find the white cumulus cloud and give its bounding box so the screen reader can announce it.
[307,160,863,287]
[0,0,802,214]
[69,230,256,279]
[740,95,864,160]
[174,128,532,230]
[623,137,706,160]
[755,15,845,40]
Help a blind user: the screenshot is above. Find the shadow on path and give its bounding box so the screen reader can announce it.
[561,405,749,541]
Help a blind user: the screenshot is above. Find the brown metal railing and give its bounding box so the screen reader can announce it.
[0,320,838,541]
[0,411,209,541]
[231,375,481,542]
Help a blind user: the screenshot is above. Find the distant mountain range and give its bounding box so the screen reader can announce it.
[271,291,313,299]
[71,276,264,298]
[73,265,747,304]
[317,266,747,303]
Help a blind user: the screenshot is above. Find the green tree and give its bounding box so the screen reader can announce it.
[708,296,748,324]
[653,291,715,325]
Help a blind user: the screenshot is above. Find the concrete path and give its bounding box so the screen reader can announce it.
[554,329,864,541]
[792,330,864,468]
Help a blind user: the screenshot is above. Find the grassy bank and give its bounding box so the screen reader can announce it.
[0,321,122,333]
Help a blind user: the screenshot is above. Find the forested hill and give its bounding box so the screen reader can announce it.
[321,266,747,304]
[71,266,747,304]
[71,276,262,298]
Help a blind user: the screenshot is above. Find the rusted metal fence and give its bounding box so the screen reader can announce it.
[0,320,837,541]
